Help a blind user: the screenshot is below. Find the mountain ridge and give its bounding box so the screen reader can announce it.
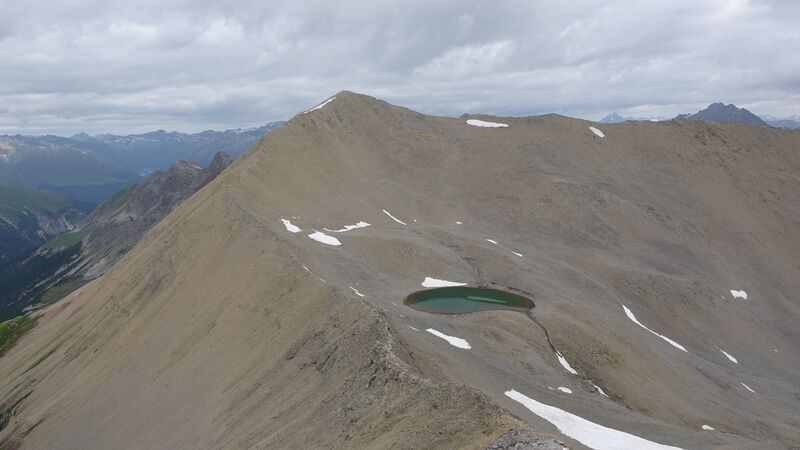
[1,91,798,449]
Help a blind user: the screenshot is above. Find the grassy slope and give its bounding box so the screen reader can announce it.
[0,315,38,357]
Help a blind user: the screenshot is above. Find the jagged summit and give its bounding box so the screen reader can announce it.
[676,102,768,126]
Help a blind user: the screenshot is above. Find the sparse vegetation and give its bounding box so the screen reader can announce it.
[40,223,94,251]
[0,314,38,357]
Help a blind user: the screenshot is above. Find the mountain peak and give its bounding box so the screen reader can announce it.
[600,112,625,123]
[677,102,768,126]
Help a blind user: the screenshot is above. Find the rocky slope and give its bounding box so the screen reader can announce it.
[0,152,232,322]
[0,92,798,449]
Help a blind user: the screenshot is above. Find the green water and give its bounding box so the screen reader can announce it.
[404,286,534,314]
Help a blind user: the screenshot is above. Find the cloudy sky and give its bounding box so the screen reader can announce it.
[1,0,798,135]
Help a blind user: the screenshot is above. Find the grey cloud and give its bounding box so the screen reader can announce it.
[1,0,798,134]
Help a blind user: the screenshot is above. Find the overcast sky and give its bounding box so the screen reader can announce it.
[1,0,798,135]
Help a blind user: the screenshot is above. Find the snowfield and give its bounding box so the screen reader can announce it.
[382,209,407,225]
[730,290,748,300]
[506,390,685,450]
[308,231,342,246]
[556,350,579,375]
[466,119,509,128]
[324,221,370,232]
[716,346,738,364]
[421,277,466,288]
[426,328,471,349]
[281,219,301,233]
[349,286,365,297]
[740,382,756,393]
[623,305,687,352]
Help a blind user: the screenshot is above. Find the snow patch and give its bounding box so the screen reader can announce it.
[281,219,301,233]
[740,382,756,393]
[382,209,407,225]
[622,305,687,352]
[349,286,365,297]
[308,231,342,246]
[557,387,572,394]
[730,290,748,300]
[701,425,715,431]
[455,221,463,225]
[304,96,335,114]
[421,277,467,288]
[301,265,326,283]
[589,126,605,138]
[466,119,509,128]
[505,390,685,450]
[486,238,524,257]
[426,328,471,349]
[589,380,609,398]
[715,346,738,364]
[408,325,419,331]
[556,350,579,375]
[324,221,370,233]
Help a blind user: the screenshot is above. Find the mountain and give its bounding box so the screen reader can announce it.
[0,187,93,265]
[0,152,232,322]
[762,115,800,130]
[0,122,283,203]
[88,122,284,175]
[1,92,799,449]
[0,135,140,203]
[676,103,769,126]
[600,112,625,123]
[601,112,668,123]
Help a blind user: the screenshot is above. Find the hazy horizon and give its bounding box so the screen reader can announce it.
[2,0,799,135]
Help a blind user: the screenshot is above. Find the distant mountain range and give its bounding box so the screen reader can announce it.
[762,115,800,129]
[599,112,668,123]
[602,103,800,129]
[0,122,284,203]
[0,135,140,203]
[75,122,284,175]
[0,152,232,321]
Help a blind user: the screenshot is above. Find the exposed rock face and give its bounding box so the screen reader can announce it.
[80,151,233,277]
[0,92,798,449]
[676,102,769,126]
